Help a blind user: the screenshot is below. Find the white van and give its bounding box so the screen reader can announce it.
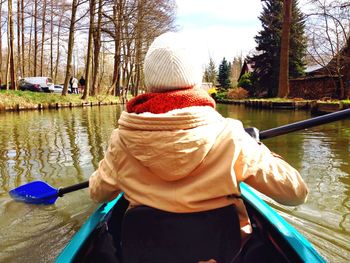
[19,77,55,93]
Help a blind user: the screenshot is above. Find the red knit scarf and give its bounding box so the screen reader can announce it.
[127,88,216,114]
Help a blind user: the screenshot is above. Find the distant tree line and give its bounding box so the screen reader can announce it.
[203,56,243,89]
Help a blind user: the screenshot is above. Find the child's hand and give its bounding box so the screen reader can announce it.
[244,127,260,142]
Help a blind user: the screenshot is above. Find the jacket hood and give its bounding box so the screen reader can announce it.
[118,106,225,181]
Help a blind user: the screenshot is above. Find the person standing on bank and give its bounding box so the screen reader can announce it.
[89,32,308,262]
[79,76,85,94]
[71,76,79,94]
[69,77,73,93]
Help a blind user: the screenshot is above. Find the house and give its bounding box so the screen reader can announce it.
[304,64,323,75]
[237,60,254,82]
[290,38,350,99]
[237,39,350,99]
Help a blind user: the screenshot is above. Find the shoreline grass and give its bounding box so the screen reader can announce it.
[220,97,350,104]
[0,90,119,109]
[1,90,349,112]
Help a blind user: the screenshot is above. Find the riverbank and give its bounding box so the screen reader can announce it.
[217,98,350,114]
[1,90,350,114]
[0,90,119,112]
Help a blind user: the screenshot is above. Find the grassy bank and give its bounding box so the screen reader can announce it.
[0,90,119,109]
[219,96,350,105]
[1,90,350,112]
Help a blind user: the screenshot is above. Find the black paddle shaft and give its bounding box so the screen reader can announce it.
[259,108,350,140]
[58,181,89,197]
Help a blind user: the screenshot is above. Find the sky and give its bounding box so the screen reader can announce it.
[175,0,264,66]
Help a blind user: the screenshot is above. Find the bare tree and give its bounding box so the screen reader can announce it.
[0,0,3,85]
[17,0,21,77]
[50,0,54,78]
[114,0,125,96]
[9,0,16,89]
[306,0,350,99]
[133,0,144,96]
[91,0,103,95]
[103,0,125,96]
[40,0,47,76]
[230,56,242,87]
[21,0,25,76]
[34,0,38,76]
[63,0,79,95]
[0,0,176,97]
[82,0,95,100]
[101,0,176,98]
[5,25,10,89]
[54,12,64,83]
[28,9,33,76]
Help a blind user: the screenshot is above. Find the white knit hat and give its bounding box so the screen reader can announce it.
[144,32,203,92]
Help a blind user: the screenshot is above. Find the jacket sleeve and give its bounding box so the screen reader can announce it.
[234,131,309,206]
[89,130,121,203]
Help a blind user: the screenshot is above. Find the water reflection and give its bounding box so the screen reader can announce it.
[0,107,121,192]
[0,104,349,262]
[218,104,350,262]
[0,106,120,262]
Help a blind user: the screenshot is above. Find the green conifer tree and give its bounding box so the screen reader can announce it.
[289,1,307,78]
[249,0,307,97]
[217,57,231,89]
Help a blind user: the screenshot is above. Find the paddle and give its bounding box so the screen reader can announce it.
[9,180,89,205]
[9,107,350,205]
[259,107,350,140]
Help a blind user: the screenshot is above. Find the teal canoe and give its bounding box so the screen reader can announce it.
[55,183,326,263]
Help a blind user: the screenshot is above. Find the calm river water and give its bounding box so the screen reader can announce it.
[0,104,349,262]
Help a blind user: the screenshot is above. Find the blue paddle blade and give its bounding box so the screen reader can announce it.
[9,181,59,205]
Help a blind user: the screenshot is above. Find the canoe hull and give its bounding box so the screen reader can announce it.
[55,183,325,263]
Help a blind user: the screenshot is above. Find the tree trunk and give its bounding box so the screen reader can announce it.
[54,15,63,83]
[82,0,95,100]
[21,0,25,76]
[17,0,21,78]
[50,0,54,78]
[5,32,10,90]
[63,0,78,95]
[9,0,16,90]
[28,13,33,76]
[34,0,38,76]
[98,46,105,88]
[278,0,292,98]
[112,0,123,96]
[91,0,102,95]
[113,42,121,96]
[40,0,47,76]
[134,0,144,96]
[0,0,2,85]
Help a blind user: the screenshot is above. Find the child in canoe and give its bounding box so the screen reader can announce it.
[89,32,308,263]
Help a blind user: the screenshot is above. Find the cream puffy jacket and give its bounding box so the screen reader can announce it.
[89,106,308,216]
